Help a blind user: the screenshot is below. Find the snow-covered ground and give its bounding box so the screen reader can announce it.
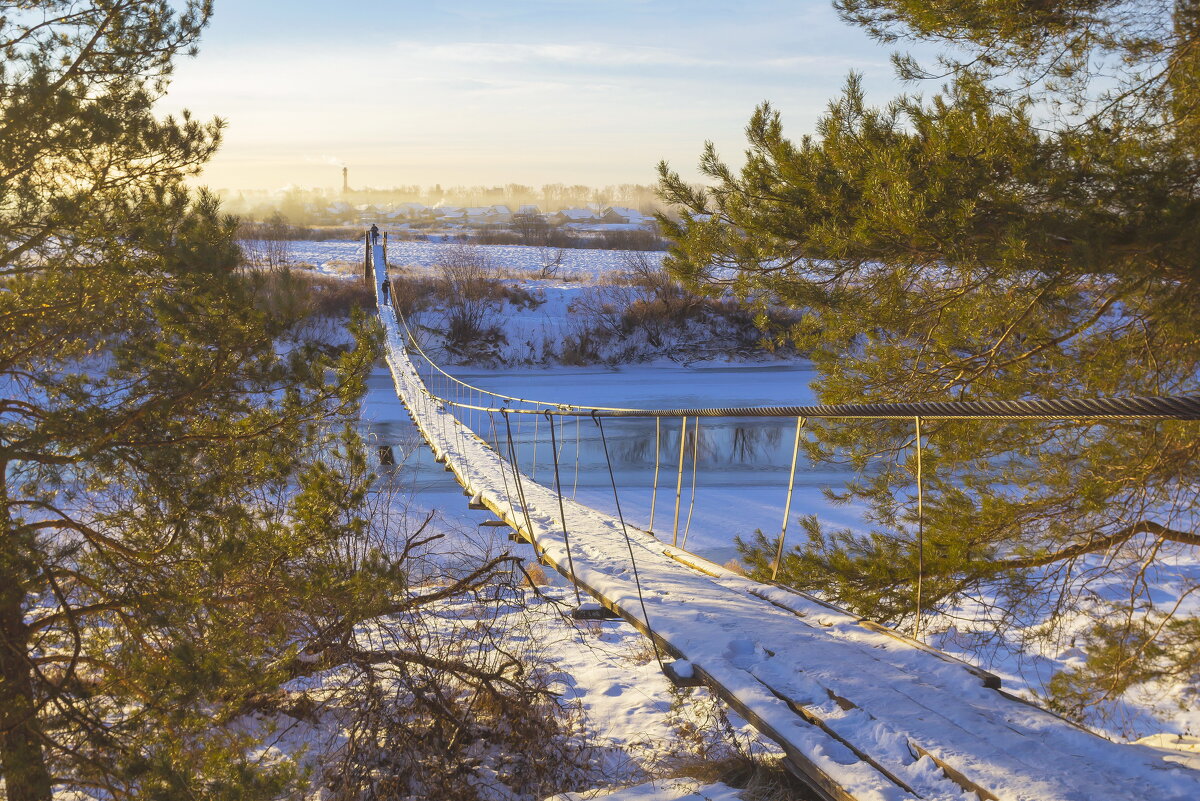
[547,780,744,801]
[373,248,1200,801]
[268,238,657,280]
[302,234,1200,795]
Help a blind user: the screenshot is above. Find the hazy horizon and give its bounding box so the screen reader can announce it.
[166,0,915,193]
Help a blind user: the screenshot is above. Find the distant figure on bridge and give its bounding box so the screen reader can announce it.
[380,277,391,305]
[370,223,380,244]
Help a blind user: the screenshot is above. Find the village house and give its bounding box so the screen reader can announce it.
[484,204,513,224]
[549,207,597,226]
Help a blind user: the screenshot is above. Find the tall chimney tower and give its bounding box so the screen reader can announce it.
[342,166,349,194]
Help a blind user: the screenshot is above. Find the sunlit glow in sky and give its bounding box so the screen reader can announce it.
[166,0,910,192]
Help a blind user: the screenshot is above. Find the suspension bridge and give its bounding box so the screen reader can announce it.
[365,235,1200,801]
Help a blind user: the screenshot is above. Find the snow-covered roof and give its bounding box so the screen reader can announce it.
[606,206,646,219]
[556,208,596,220]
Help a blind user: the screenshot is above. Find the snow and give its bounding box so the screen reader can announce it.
[343,233,1199,751]
[261,574,764,798]
[545,779,743,801]
[254,237,660,280]
[368,239,1200,801]
[669,660,695,680]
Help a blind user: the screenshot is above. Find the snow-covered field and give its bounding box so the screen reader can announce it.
[274,238,657,280]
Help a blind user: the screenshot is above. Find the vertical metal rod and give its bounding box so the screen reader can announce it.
[503,412,538,554]
[532,410,539,481]
[595,414,663,669]
[572,415,581,498]
[680,419,701,550]
[488,412,515,513]
[672,416,688,547]
[913,416,925,639]
[557,413,566,463]
[648,417,661,533]
[772,416,806,581]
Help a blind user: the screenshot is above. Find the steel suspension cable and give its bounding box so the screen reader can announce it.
[593,413,663,669]
[502,412,540,563]
[487,411,516,524]
[546,410,583,606]
[391,308,1200,421]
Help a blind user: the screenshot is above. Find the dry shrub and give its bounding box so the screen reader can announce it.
[390,271,440,321]
[649,686,818,801]
[704,757,822,801]
[625,636,661,666]
[244,266,373,320]
[563,251,799,362]
[319,564,599,801]
[307,272,375,317]
[559,317,604,366]
[522,562,550,587]
[722,559,749,577]
[435,245,508,358]
[325,663,595,801]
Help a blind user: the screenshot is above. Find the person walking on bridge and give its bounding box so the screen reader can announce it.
[380,276,391,305]
[370,223,380,244]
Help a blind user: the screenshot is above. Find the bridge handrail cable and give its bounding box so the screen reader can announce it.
[390,284,1200,421]
[396,307,643,413]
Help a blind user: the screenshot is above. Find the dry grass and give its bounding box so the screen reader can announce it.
[244,266,374,321]
[522,562,550,587]
[625,636,662,666]
[722,559,750,576]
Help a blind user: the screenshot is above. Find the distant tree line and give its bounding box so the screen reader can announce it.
[225,182,664,226]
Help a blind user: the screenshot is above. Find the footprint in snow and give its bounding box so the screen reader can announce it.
[724,637,769,669]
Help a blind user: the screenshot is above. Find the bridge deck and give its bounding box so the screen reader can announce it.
[371,243,1200,801]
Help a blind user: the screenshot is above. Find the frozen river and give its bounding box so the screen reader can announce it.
[361,360,869,565]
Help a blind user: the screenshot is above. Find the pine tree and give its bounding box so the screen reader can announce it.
[659,0,1200,716]
[0,4,386,798]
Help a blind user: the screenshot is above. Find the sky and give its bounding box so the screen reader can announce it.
[165,0,914,193]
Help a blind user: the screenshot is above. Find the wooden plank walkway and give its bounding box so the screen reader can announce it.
[369,242,1200,801]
